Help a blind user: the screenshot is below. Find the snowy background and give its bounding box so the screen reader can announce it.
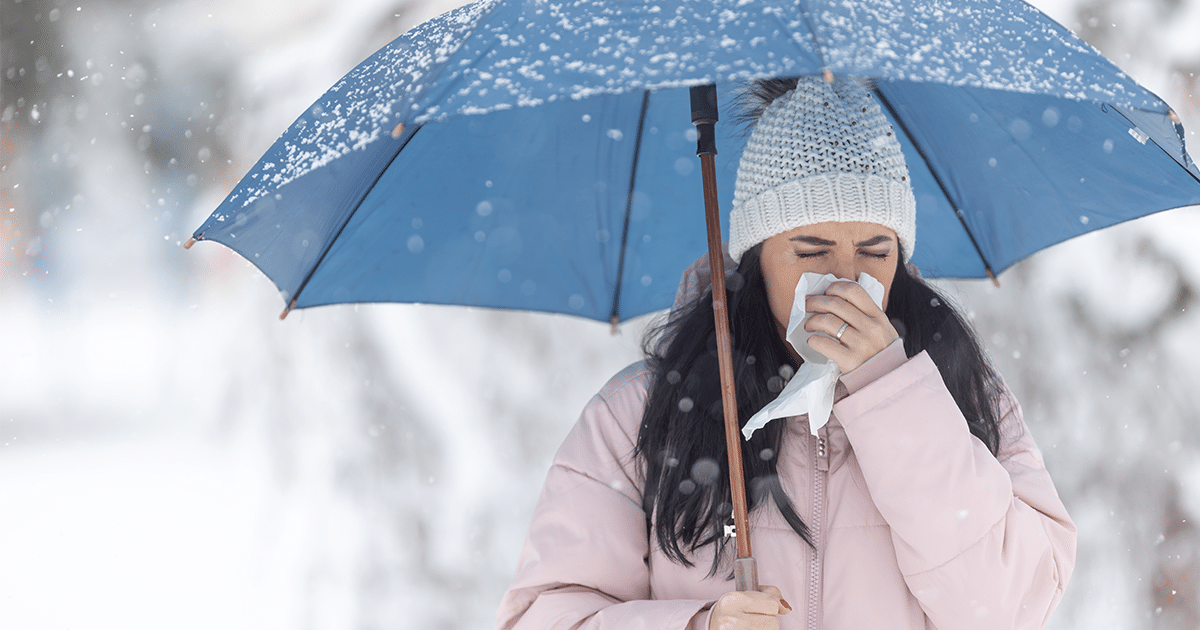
[2,0,1199,628]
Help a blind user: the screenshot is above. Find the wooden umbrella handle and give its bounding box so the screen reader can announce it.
[698,150,753,560]
[691,85,756,582]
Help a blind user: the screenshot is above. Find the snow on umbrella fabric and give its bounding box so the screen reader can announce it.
[189,0,1200,325]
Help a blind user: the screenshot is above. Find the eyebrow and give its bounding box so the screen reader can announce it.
[789,235,895,247]
[855,235,894,247]
[790,236,836,246]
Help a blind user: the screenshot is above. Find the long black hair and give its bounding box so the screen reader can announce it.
[635,244,1004,573]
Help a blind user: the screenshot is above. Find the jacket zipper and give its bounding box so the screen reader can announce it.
[809,432,829,630]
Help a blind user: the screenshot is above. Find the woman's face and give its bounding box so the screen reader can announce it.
[759,221,899,335]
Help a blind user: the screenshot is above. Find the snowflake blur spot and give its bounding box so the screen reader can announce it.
[690,458,720,486]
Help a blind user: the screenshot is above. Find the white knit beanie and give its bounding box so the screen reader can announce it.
[728,77,916,264]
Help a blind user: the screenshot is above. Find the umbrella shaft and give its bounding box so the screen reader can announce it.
[700,152,753,560]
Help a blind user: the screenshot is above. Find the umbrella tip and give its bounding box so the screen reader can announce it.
[823,68,834,84]
[610,315,620,335]
[1168,109,1182,125]
[391,122,406,139]
[986,267,1001,288]
[280,298,297,320]
[183,237,197,250]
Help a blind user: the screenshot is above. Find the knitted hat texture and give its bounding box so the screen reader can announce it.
[728,77,916,263]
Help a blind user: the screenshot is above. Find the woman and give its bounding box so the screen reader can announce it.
[495,77,1075,630]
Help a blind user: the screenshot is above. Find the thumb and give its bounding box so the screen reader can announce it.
[758,585,791,615]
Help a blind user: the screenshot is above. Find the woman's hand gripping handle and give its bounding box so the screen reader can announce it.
[708,585,791,630]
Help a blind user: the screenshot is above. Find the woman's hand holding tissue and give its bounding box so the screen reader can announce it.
[742,273,890,439]
[803,281,898,374]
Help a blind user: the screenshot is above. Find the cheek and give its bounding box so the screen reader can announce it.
[878,265,897,310]
[759,240,809,329]
[770,285,795,327]
[763,269,799,328]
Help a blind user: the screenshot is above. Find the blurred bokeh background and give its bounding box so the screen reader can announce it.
[2,0,1198,628]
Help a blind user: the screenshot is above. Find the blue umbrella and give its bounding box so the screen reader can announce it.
[185,0,1200,590]
[186,0,1200,326]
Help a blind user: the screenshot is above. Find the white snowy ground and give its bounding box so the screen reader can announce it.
[2,0,1199,628]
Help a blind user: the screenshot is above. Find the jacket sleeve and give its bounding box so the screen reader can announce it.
[495,365,714,630]
[834,351,1076,630]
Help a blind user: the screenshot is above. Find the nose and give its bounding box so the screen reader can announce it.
[830,251,858,281]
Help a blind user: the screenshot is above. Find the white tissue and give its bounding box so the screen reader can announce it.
[742,272,885,439]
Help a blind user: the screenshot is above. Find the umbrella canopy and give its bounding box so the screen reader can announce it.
[189,0,1200,325]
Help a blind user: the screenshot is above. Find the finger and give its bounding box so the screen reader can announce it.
[803,313,854,342]
[822,281,886,317]
[741,592,788,615]
[807,333,855,368]
[710,591,786,630]
[718,590,786,615]
[757,586,791,614]
[805,294,875,333]
[713,613,779,630]
[735,614,780,630]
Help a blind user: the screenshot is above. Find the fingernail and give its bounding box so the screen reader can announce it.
[781,598,792,612]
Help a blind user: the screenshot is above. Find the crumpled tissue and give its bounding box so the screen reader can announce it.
[742,272,885,439]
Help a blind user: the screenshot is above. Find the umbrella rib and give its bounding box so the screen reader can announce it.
[1105,104,1200,187]
[873,87,1000,285]
[281,124,424,319]
[609,90,652,329]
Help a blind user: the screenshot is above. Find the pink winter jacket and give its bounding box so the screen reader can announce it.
[495,340,1076,630]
